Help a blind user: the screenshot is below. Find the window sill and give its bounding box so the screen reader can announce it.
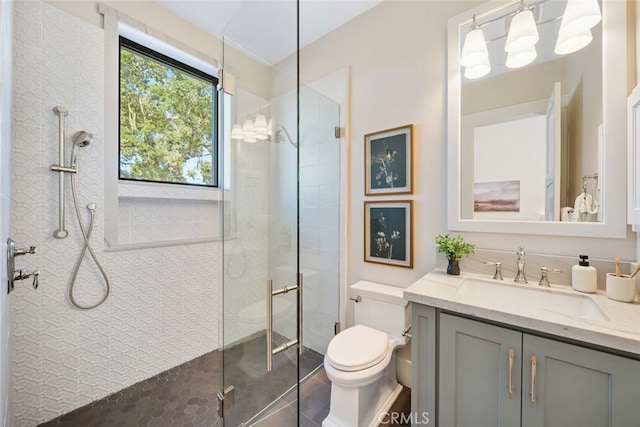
[118,180,225,201]
[104,236,222,252]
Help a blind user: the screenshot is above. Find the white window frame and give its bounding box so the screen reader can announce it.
[101,4,229,250]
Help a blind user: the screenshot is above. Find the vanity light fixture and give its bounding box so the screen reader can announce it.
[461,15,491,79]
[231,115,274,143]
[504,5,539,53]
[461,15,489,67]
[554,28,592,55]
[558,0,601,37]
[464,57,491,79]
[461,0,601,78]
[506,44,537,68]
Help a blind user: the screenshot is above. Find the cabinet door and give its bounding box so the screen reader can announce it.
[411,304,437,425]
[522,334,640,427]
[439,314,522,427]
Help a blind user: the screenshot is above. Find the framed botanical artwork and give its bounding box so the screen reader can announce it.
[364,124,413,195]
[364,200,413,268]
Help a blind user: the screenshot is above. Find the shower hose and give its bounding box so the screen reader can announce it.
[69,172,110,309]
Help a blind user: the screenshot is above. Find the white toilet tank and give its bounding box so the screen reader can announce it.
[351,281,409,344]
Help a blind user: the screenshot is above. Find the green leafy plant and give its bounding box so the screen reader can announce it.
[435,234,475,260]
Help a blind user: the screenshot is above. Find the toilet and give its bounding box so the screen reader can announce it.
[322,281,410,427]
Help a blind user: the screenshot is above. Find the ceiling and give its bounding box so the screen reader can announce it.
[155,0,382,65]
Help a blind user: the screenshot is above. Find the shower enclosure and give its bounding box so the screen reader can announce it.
[218,2,341,425]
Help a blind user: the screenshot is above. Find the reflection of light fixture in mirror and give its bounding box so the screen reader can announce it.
[506,44,537,68]
[461,15,489,68]
[232,115,275,143]
[254,114,269,140]
[242,119,257,143]
[231,124,244,140]
[504,7,539,53]
[559,0,601,37]
[554,28,592,55]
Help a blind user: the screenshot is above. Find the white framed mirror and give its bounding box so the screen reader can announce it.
[447,0,627,237]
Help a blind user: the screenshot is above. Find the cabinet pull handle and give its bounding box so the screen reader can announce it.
[508,349,514,399]
[530,355,537,407]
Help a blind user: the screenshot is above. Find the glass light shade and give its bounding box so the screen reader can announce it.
[244,135,257,143]
[460,27,489,67]
[554,28,592,55]
[255,129,269,140]
[464,57,491,79]
[242,119,255,133]
[559,0,601,37]
[254,114,268,132]
[505,9,539,53]
[506,45,537,68]
[231,124,244,140]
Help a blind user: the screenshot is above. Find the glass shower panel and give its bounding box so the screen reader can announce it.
[297,84,341,425]
[220,2,341,425]
[219,1,300,425]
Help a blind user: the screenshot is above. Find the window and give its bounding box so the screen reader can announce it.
[119,37,218,187]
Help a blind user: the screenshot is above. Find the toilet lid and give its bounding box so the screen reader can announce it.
[326,325,389,372]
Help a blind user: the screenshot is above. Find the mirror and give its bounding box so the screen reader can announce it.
[447,0,627,237]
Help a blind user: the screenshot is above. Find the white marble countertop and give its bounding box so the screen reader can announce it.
[404,269,640,356]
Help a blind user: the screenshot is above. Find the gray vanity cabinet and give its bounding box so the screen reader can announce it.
[439,313,522,426]
[432,312,640,427]
[521,334,640,427]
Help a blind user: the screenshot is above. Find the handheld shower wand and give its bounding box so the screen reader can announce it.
[68,130,110,310]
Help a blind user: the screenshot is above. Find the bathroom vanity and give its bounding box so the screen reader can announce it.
[406,269,640,427]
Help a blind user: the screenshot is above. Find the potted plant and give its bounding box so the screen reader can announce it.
[435,234,475,275]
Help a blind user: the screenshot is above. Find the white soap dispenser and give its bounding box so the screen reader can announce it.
[572,255,597,293]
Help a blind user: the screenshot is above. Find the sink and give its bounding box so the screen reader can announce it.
[456,277,610,322]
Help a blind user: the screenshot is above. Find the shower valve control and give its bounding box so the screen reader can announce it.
[15,269,39,289]
[7,238,38,294]
[14,245,36,256]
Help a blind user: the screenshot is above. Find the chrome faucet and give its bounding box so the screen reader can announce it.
[484,261,503,280]
[514,246,527,284]
[538,267,562,288]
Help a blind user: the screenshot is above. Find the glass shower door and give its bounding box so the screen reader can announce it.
[219,2,341,425]
[220,80,341,425]
[218,2,300,424]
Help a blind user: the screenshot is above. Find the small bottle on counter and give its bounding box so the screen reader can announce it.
[572,255,597,293]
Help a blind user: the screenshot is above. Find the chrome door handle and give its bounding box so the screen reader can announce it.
[508,349,514,399]
[266,274,303,372]
[530,355,537,407]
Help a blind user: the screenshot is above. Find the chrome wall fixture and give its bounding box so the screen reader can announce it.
[51,106,72,239]
[266,274,303,372]
[49,105,111,309]
[6,237,38,294]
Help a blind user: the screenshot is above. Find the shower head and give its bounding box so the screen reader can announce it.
[73,131,93,147]
[70,131,94,167]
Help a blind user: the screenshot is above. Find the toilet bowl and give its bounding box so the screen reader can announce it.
[322,281,409,427]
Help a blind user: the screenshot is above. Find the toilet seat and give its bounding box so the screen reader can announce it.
[326,325,389,372]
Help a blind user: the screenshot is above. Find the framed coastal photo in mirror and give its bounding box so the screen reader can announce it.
[364,200,413,268]
[365,124,413,195]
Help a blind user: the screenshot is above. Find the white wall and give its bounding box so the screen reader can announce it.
[0,1,14,425]
[10,2,219,424]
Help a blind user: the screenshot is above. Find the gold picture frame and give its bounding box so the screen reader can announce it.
[364,124,413,195]
[364,200,413,268]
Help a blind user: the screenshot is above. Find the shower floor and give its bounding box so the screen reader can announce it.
[37,333,410,427]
